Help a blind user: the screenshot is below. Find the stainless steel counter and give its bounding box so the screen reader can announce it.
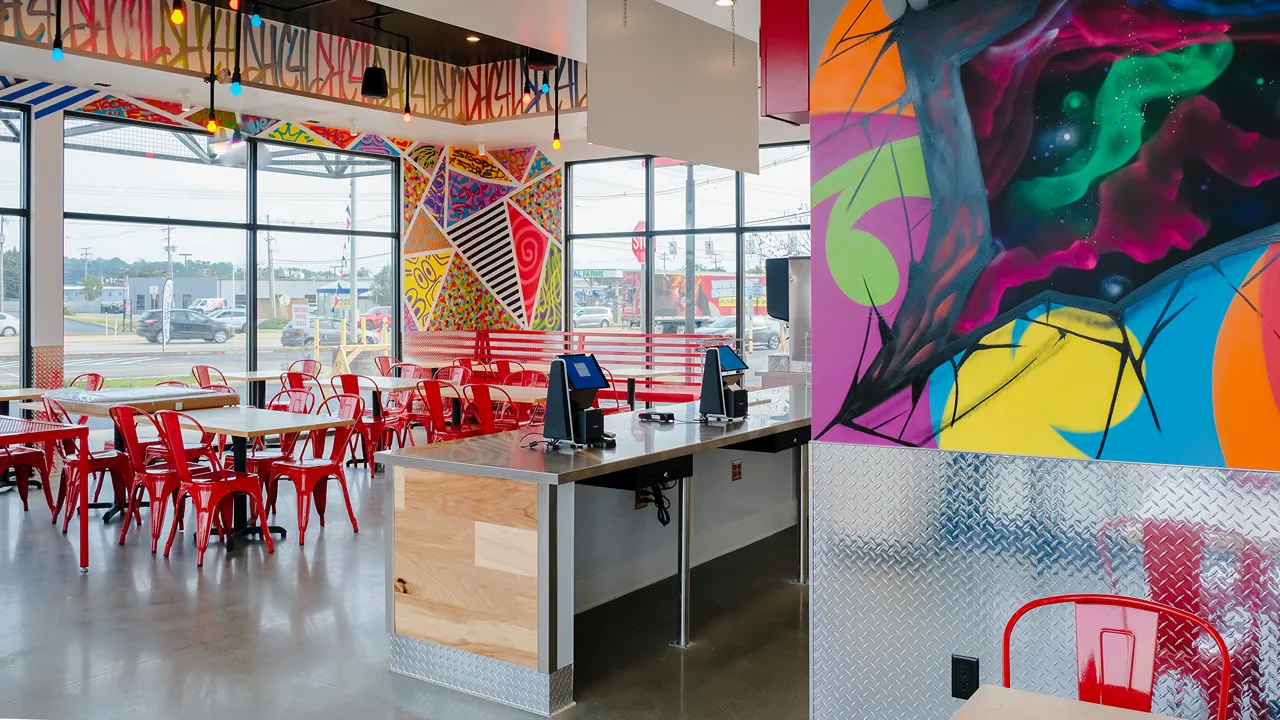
[375,384,811,484]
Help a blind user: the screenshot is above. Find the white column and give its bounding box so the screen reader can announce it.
[28,110,64,387]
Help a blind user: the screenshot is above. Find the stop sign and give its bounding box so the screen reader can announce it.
[631,221,647,264]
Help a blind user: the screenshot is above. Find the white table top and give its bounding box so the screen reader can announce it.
[0,387,51,402]
[954,686,1172,720]
[182,406,352,438]
[377,384,810,485]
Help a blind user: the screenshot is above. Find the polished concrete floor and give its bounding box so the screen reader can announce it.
[0,466,808,719]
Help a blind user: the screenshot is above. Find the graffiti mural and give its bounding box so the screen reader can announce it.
[813,0,1280,471]
[0,0,584,124]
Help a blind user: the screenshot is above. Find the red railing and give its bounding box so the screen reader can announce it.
[405,329,722,392]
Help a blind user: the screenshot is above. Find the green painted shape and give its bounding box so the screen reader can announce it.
[1010,41,1233,212]
[813,135,931,306]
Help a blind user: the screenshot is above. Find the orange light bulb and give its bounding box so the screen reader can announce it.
[171,6,185,23]
[403,110,412,123]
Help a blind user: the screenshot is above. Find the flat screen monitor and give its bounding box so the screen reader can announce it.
[561,353,609,391]
[716,345,748,372]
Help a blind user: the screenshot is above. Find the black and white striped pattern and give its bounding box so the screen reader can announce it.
[450,203,526,324]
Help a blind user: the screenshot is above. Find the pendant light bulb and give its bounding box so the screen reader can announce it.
[51,40,63,61]
[206,118,218,133]
[171,0,186,24]
[552,129,561,151]
[403,108,412,123]
[230,69,243,96]
[229,0,239,9]
[251,12,261,26]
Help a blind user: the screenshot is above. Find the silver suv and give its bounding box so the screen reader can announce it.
[573,307,613,328]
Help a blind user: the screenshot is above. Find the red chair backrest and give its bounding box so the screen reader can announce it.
[290,359,322,376]
[280,371,316,392]
[154,410,218,483]
[205,384,239,396]
[389,362,427,379]
[374,355,395,376]
[1003,594,1231,719]
[463,384,515,435]
[330,373,369,396]
[504,370,549,388]
[267,389,315,456]
[41,397,80,457]
[310,394,364,462]
[493,360,524,378]
[455,358,477,371]
[191,365,227,388]
[156,381,188,388]
[109,405,163,475]
[415,380,459,426]
[436,366,471,385]
[69,373,104,392]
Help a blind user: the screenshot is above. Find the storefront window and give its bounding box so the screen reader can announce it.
[0,105,25,389]
[569,159,646,235]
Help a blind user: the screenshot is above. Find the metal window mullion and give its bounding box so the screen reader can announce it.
[246,140,259,372]
[644,155,655,358]
[18,105,31,388]
[735,167,746,354]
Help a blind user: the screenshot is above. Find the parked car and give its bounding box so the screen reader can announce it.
[187,298,228,314]
[694,316,782,350]
[359,305,395,329]
[208,307,248,333]
[573,306,613,328]
[280,317,376,347]
[136,309,232,343]
[0,312,17,337]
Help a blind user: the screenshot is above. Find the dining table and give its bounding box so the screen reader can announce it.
[180,406,354,549]
[218,370,287,409]
[605,366,688,409]
[0,416,92,571]
[0,387,50,416]
[42,386,242,522]
[953,686,1174,720]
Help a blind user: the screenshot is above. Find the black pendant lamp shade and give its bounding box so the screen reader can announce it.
[361,66,389,99]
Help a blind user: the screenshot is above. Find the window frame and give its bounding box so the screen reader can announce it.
[565,142,810,349]
[0,102,30,386]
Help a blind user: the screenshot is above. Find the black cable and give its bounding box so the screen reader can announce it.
[648,480,676,526]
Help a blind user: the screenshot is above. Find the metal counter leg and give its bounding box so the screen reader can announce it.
[673,476,693,649]
[794,444,809,586]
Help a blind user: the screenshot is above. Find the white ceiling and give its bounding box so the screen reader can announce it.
[377,0,759,62]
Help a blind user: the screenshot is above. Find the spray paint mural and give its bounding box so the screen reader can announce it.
[0,0,586,123]
[813,0,1280,471]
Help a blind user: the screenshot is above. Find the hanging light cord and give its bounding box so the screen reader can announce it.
[623,0,628,27]
[234,7,243,83]
[731,5,736,67]
[207,3,216,128]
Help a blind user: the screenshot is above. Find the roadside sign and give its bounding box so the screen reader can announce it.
[292,303,310,328]
[161,278,173,347]
[631,221,647,264]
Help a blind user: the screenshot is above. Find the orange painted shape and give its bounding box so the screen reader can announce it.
[811,0,913,116]
[1213,250,1280,470]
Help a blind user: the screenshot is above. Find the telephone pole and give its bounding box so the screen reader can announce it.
[163,226,177,280]
[265,215,277,319]
[0,217,6,311]
[79,247,91,279]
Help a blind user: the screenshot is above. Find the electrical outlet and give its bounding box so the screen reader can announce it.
[635,490,650,509]
[951,654,979,700]
[731,459,742,481]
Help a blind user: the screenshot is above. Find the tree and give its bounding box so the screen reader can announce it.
[369,265,394,305]
[82,276,104,301]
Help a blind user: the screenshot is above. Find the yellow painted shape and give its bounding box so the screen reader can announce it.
[939,308,1143,457]
[403,251,453,328]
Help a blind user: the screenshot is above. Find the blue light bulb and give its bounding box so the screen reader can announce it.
[51,46,64,61]
[250,13,261,27]
[541,82,550,93]
[230,82,242,96]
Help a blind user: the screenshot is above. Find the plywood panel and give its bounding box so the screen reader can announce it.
[474,522,538,577]
[394,469,540,669]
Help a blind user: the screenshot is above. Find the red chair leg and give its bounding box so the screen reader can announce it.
[295,478,313,546]
[16,467,29,512]
[315,480,328,527]
[193,503,216,567]
[163,496,186,558]
[334,466,359,533]
[249,491,274,554]
[148,488,172,554]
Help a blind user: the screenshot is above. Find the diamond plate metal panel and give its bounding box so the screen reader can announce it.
[31,344,62,389]
[811,444,1280,720]
[389,633,574,716]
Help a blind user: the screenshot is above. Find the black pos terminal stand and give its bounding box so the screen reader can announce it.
[699,345,750,421]
[543,353,617,448]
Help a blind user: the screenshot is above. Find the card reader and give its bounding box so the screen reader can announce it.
[639,411,675,424]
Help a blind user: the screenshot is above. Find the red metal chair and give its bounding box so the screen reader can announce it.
[238,389,314,514]
[435,365,472,385]
[280,371,317,393]
[374,355,395,376]
[43,397,131,526]
[594,367,627,416]
[464,384,525,435]
[111,405,184,552]
[155,410,274,566]
[67,373,104,426]
[505,370,549,424]
[0,442,49,514]
[156,381,189,388]
[412,379,479,443]
[289,359,322,376]
[268,394,362,545]
[491,359,525,380]
[205,384,239,396]
[191,365,228,389]
[1003,594,1232,720]
[329,374,386,466]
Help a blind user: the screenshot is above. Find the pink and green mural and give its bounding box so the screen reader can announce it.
[813,0,1280,471]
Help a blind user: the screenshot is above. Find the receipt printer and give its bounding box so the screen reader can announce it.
[699,345,749,421]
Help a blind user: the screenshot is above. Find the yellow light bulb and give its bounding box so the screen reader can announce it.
[552,137,561,150]
[206,119,217,133]
[171,7,185,23]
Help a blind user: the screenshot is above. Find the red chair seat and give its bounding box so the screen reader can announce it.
[0,446,51,513]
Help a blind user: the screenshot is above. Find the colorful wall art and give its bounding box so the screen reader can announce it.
[812,0,1280,471]
[401,145,564,332]
[0,0,586,123]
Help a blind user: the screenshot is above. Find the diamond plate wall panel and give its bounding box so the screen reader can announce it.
[811,443,1280,720]
[31,344,62,389]
[389,633,574,716]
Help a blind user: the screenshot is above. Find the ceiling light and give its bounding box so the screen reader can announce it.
[51,0,64,60]
[402,53,412,123]
[250,1,262,28]
[716,0,735,5]
[51,38,63,61]
[476,141,486,156]
[552,129,561,151]
[229,0,239,9]
[230,69,242,96]
[171,0,186,24]
[360,66,388,99]
[466,35,480,42]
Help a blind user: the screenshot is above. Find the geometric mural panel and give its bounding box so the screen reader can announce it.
[403,251,453,329]
[404,212,451,255]
[531,242,564,331]
[447,171,516,227]
[449,147,513,182]
[510,170,563,240]
[428,257,520,330]
[449,203,525,325]
[403,161,430,230]
[526,150,554,181]
[490,148,534,184]
[509,203,551,323]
